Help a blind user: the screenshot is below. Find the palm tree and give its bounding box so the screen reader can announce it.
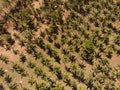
[4,74,12,83]
[75,45,80,53]
[4,13,18,29]
[34,52,42,59]
[61,36,67,45]
[9,83,17,90]
[74,69,85,82]
[0,68,5,77]
[22,30,33,40]
[47,49,57,58]
[104,36,109,45]
[68,79,77,90]
[20,87,29,90]
[54,42,61,49]
[81,51,94,64]
[78,85,87,90]
[106,50,113,59]
[47,36,53,43]
[62,47,70,55]
[26,44,36,54]
[35,37,45,50]
[19,54,27,63]
[116,71,120,79]
[54,55,61,64]
[51,65,60,75]
[40,30,46,38]
[35,67,44,77]
[0,84,5,90]
[28,77,35,85]
[69,54,76,62]
[28,61,36,69]
[0,39,3,46]
[79,62,86,69]
[19,39,26,47]
[117,49,120,55]
[35,82,46,90]
[52,83,63,90]
[42,59,51,67]
[99,43,106,52]
[93,81,102,90]
[13,64,27,77]
[115,36,120,46]
[86,76,94,89]
[69,63,78,74]
[4,34,15,45]
[13,49,19,55]
[0,55,9,64]
[104,80,116,90]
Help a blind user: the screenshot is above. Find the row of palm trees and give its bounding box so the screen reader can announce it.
[0,0,120,89]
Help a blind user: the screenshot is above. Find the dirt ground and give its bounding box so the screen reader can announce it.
[0,0,120,89]
[110,54,120,67]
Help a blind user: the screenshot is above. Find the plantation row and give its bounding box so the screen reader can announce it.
[0,0,120,90]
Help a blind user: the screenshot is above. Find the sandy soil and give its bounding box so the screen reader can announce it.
[33,0,44,9]
[0,0,120,89]
[110,54,120,67]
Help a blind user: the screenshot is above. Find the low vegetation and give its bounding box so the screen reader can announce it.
[0,0,120,90]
